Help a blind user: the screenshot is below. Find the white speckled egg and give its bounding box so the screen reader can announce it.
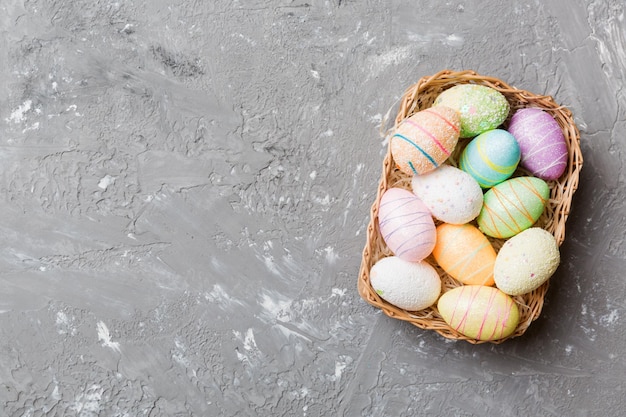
[494,228,560,296]
[411,164,483,224]
[370,256,441,311]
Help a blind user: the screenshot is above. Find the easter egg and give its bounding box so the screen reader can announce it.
[477,176,550,239]
[437,285,520,341]
[390,106,461,176]
[459,129,521,188]
[433,84,510,138]
[411,165,483,224]
[507,108,568,181]
[370,256,441,311]
[432,223,496,286]
[378,188,436,262]
[494,228,560,296]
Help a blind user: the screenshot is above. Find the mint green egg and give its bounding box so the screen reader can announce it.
[478,177,550,239]
[434,84,510,138]
[459,129,520,188]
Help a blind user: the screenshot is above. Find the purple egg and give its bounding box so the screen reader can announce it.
[378,188,436,262]
[507,108,568,181]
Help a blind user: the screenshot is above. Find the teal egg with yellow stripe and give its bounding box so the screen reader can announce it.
[459,129,520,188]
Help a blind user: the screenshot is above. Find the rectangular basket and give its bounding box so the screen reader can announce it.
[357,69,583,344]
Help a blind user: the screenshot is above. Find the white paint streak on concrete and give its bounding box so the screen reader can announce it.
[323,246,338,263]
[367,45,411,79]
[69,384,103,416]
[172,337,192,368]
[599,309,620,327]
[205,284,244,309]
[96,321,121,353]
[56,311,77,336]
[66,104,82,116]
[98,175,116,190]
[260,291,291,322]
[330,356,353,382]
[445,33,464,47]
[233,328,260,366]
[368,113,383,125]
[6,99,32,123]
[243,328,257,351]
[22,122,40,133]
[262,254,280,276]
[331,288,346,297]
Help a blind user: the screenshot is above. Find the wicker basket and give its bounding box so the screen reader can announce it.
[358,69,583,344]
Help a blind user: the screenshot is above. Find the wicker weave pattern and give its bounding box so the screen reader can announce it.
[358,70,583,344]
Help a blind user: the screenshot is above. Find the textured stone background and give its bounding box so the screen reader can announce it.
[1,0,625,416]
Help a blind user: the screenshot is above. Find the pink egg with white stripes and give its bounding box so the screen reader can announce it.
[378,188,436,262]
[507,108,568,180]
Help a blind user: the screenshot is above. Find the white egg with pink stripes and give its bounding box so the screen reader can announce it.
[507,108,568,181]
[377,187,436,262]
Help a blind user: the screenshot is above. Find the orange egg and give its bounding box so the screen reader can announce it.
[390,106,460,176]
[432,223,496,286]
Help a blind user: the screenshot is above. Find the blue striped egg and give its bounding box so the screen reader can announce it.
[378,187,436,262]
[459,129,520,188]
[390,106,461,176]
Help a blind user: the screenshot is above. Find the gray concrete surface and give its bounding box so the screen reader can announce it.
[0,0,624,416]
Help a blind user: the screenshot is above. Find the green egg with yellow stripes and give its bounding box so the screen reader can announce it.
[459,129,520,188]
[477,176,550,239]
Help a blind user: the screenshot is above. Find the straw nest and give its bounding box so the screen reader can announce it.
[357,69,583,344]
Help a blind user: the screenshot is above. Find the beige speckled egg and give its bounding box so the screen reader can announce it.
[437,285,519,341]
[494,227,560,296]
[390,106,460,176]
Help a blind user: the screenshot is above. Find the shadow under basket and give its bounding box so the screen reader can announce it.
[357,69,584,344]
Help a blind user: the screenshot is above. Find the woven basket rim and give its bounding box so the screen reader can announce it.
[358,69,583,344]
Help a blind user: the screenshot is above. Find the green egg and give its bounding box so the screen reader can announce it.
[434,84,510,138]
[477,176,550,239]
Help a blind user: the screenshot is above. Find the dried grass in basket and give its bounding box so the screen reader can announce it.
[358,69,583,344]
